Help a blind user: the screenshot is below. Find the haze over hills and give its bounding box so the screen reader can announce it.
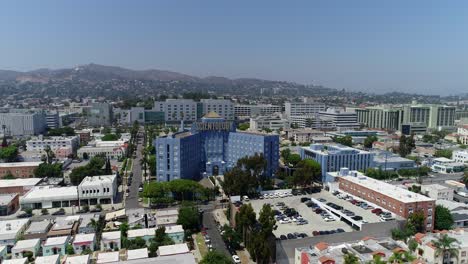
[0,63,287,85]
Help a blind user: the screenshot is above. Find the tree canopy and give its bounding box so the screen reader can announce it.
[435,205,454,230]
[0,145,18,162]
[364,135,378,149]
[69,156,107,185]
[34,162,63,178]
[333,135,353,147]
[101,134,119,141]
[434,149,453,159]
[199,250,232,264]
[47,127,75,136]
[222,154,267,196]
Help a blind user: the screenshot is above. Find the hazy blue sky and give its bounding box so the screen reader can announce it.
[1,1,468,95]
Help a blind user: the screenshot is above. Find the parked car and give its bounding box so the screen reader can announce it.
[232,255,241,263]
[300,197,311,203]
[352,215,363,221]
[279,235,287,240]
[324,216,335,222]
[17,212,33,218]
[371,208,383,214]
[279,218,291,224]
[287,233,295,239]
[52,209,65,216]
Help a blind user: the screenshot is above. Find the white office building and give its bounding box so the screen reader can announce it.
[300,144,374,181]
[26,135,80,152]
[284,101,326,117]
[78,175,117,204]
[0,112,46,136]
[453,150,468,164]
[154,99,198,123]
[249,114,289,131]
[318,108,360,131]
[421,184,454,201]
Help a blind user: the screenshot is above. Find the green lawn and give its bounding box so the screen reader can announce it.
[195,233,208,257]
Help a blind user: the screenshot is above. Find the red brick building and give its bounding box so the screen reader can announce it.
[0,178,42,195]
[334,170,435,231]
[0,162,42,179]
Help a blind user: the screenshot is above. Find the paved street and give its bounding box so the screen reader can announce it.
[202,202,231,258]
[125,132,144,210]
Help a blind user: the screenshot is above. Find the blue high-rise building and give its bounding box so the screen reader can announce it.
[155,112,279,182]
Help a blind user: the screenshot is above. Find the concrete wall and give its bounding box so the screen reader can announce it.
[276,220,404,264]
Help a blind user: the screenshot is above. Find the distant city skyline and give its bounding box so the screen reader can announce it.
[1,1,468,95]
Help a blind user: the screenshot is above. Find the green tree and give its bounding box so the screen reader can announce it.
[434,149,453,159]
[222,154,267,196]
[34,162,63,178]
[250,204,277,264]
[101,134,119,141]
[238,123,250,131]
[343,253,360,264]
[235,204,256,241]
[0,145,18,162]
[435,205,454,230]
[407,210,426,234]
[66,244,75,255]
[221,224,241,249]
[41,208,49,215]
[388,251,415,263]
[126,237,147,249]
[69,156,106,185]
[290,158,321,187]
[280,148,291,162]
[48,127,75,136]
[408,238,418,252]
[199,250,232,264]
[285,153,301,167]
[333,135,353,147]
[364,135,378,149]
[148,154,156,176]
[432,234,460,264]
[177,205,200,232]
[399,134,409,157]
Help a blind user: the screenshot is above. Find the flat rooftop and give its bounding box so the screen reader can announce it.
[128,228,156,239]
[0,178,42,188]
[22,186,78,201]
[97,251,120,264]
[157,243,189,256]
[44,236,69,246]
[127,248,149,260]
[35,254,60,264]
[0,219,29,240]
[0,194,17,205]
[63,255,90,264]
[73,233,95,243]
[102,231,121,240]
[80,175,116,186]
[336,171,434,203]
[0,161,42,167]
[165,225,184,234]
[25,220,52,234]
[12,238,40,251]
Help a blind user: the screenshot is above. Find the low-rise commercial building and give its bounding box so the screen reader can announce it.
[234,104,282,118]
[421,184,454,201]
[155,209,179,227]
[333,169,435,231]
[453,150,468,164]
[157,243,190,257]
[431,157,465,173]
[249,114,289,131]
[24,220,52,241]
[0,194,19,216]
[373,152,416,171]
[77,145,126,160]
[0,178,42,195]
[0,162,42,179]
[21,175,117,209]
[283,128,324,143]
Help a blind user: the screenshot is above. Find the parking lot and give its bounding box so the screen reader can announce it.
[248,189,397,240]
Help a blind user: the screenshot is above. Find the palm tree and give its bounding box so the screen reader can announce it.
[432,234,460,264]
[44,145,55,164]
[388,251,415,263]
[343,253,360,264]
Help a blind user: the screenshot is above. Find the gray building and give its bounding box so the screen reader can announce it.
[0,111,46,136]
[234,104,282,118]
[88,102,113,127]
[200,99,234,120]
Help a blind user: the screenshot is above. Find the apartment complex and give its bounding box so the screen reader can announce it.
[155,112,279,181]
[335,169,435,231]
[300,144,374,181]
[26,136,80,153]
[154,99,234,124]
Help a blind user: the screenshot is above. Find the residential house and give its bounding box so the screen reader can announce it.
[127,228,156,246]
[11,238,41,259]
[73,233,96,254]
[101,231,121,251]
[42,236,70,256]
[35,254,60,264]
[165,225,185,243]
